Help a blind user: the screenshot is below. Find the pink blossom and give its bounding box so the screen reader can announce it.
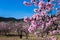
[53,17,58,21]
[40,24,44,29]
[41,11,47,16]
[32,13,37,19]
[29,17,34,21]
[52,30,57,34]
[46,17,50,22]
[36,14,42,20]
[24,16,30,22]
[31,0,36,3]
[23,1,32,6]
[22,25,27,29]
[38,1,44,10]
[49,21,52,25]
[46,22,50,27]
[58,25,60,29]
[28,25,36,33]
[58,30,60,34]
[49,19,53,24]
[34,2,38,6]
[36,20,42,27]
[31,20,37,27]
[24,16,28,22]
[46,2,53,11]
[31,0,38,6]
[49,31,53,35]
[50,36,57,40]
[49,30,58,35]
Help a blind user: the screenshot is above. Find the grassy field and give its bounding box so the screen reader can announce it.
[0,34,60,40]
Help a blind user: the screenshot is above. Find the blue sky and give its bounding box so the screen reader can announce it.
[0,0,59,19]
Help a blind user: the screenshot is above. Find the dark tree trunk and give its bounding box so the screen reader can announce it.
[19,30,22,39]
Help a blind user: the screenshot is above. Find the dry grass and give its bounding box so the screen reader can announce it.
[0,34,60,40]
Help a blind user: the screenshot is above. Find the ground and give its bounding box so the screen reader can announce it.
[0,34,60,40]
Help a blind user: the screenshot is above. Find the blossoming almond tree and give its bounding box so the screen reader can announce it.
[23,0,60,39]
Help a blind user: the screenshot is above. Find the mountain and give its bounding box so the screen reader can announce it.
[0,17,23,22]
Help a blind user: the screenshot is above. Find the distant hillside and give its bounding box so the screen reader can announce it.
[0,17,23,22]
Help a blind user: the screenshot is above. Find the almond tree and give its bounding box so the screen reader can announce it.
[23,0,60,39]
